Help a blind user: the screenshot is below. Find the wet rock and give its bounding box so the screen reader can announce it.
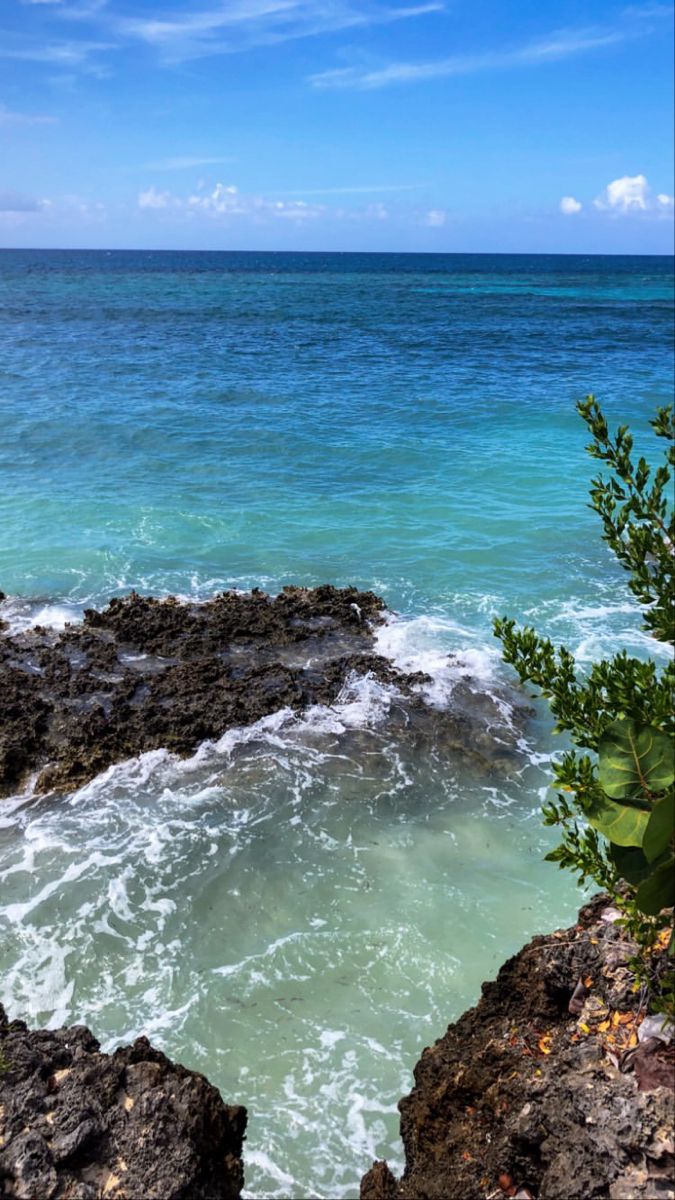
[0,587,532,798]
[360,895,675,1200]
[0,1004,246,1200]
[0,586,400,796]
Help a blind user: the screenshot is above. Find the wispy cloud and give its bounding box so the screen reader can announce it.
[136,179,420,223]
[0,104,58,125]
[423,208,446,226]
[309,24,634,89]
[0,38,112,68]
[145,155,236,170]
[114,0,443,63]
[266,183,425,196]
[0,189,49,212]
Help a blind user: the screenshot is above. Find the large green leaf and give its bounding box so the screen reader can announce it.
[598,719,674,800]
[643,791,675,863]
[587,795,649,847]
[609,843,654,885]
[636,856,675,916]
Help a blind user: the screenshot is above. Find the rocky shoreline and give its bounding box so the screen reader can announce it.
[361,894,674,1200]
[0,585,406,797]
[0,1003,246,1200]
[0,586,530,798]
[2,897,672,1200]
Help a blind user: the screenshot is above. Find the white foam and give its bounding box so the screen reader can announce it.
[375,611,503,709]
[0,597,84,636]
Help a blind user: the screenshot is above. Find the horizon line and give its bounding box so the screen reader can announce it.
[1,245,673,258]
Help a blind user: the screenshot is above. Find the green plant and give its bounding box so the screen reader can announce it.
[494,397,674,956]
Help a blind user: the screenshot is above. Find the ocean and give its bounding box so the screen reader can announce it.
[1,249,673,1198]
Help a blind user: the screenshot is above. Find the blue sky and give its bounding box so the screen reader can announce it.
[1,0,673,251]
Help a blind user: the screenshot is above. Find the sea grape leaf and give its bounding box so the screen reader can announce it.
[586,795,649,847]
[642,791,675,864]
[598,719,674,800]
[609,843,654,885]
[635,856,675,916]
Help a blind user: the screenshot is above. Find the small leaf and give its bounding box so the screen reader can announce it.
[636,856,675,916]
[587,796,649,847]
[598,719,674,800]
[642,791,675,863]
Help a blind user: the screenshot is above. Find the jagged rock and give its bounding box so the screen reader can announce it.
[0,1004,246,1200]
[0,586,532,798]
[361,895,674,1200]
[0,586,397,796]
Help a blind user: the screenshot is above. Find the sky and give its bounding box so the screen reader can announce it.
[1,0,674,252]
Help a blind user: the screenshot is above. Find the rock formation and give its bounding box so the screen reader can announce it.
[0,586,530,797]
[0,1004,246,1200]
[361,895,674,1200]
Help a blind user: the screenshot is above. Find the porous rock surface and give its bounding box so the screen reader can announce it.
[0,586,531,797]
[0,586,396,796]
[361,895,674,1200]
[0,1003,246,1200]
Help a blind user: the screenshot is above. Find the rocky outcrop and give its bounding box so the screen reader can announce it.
[0,585,401,796]
[0,1004,246,1200]
[0,586,532,798]
[361,895,674,1200]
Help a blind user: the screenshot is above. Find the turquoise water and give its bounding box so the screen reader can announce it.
[1,251,673,1198]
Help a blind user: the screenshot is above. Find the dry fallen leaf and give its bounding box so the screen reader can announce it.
[615,1011,635,1025]
[538,1034,553,1055]
[597,1020,610,1033]
[583,975,593,988]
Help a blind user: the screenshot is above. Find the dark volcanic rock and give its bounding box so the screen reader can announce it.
[361,895,675,1200]
[0,586,532,798]
[0,586,402,796]
[0,1003,246,1200]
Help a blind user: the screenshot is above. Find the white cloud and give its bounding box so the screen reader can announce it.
[310,24,632,90]
[138,185,172,209]
[115,1,443,64]
[424,208,446,226]
[0,104,58,126]
[560,195,582,214]
[0,190,49,212]
[145,155,235,170]
[136,179,424,225]
[594,173,650,211]
[0,40,111,68]
[185,183,326,220]
[560,175,674,218]
[267,183,424,196]
[364,202,389,220]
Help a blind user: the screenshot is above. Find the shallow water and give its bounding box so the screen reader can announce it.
[1,250,673,1197]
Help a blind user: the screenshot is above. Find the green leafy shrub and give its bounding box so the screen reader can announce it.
[494,397,674,966]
